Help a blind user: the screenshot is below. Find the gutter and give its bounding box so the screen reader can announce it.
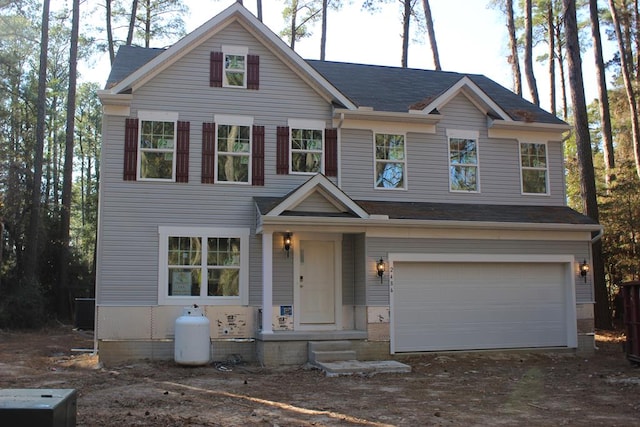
[591,227,604,243]
[257,215,603,234]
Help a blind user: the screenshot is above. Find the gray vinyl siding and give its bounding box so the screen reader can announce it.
[340,94,566,206]
[353,234,366,306]
[365,238,592,306]
[272,234,293,306]
[98,23,334,305]
[98,21,580,310]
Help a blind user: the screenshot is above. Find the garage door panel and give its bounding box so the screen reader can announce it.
[393,262,569,352]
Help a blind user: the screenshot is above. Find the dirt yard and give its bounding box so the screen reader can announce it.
[0,326,638,426]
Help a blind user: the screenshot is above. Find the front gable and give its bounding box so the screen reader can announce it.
[99,2,354,111]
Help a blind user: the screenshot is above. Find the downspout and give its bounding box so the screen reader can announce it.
[590,227,604,243]
[337,112,344,188]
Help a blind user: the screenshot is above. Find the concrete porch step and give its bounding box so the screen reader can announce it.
[309,349,357,364]
[308,340,356,364]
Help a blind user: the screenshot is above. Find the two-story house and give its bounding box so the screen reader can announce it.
[96,3,601,366]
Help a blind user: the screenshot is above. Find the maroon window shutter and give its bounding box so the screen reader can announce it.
[202,122,216,184]
[124,118,139,181]
[247,55,260,90]
[276,126,289,175]
[252,125,265,186]
[210,52,223,87]
[176,121,190,183]
[324,128,338,177]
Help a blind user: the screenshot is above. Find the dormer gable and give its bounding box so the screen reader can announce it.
[410,76,510,120]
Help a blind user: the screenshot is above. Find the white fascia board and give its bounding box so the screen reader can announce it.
[258,214,602,233]
[488,119,571,141]
[98,91,133,106]
[333,109,439,134]
[98,92,133,116]
[266,174,369,218]
[420,76,511,121]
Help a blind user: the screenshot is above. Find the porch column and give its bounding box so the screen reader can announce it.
[261,232,273,334]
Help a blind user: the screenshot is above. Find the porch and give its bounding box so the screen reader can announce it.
[256,329,393,367]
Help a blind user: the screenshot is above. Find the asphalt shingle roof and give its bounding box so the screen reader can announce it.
[106,46,563,126]
[105,46,165,89]
[254,197,597,226]
[306,60,564,125]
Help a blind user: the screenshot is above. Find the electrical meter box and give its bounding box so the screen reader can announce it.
[0,388,77,427]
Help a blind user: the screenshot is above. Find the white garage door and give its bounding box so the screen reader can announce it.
[392,261,570,353]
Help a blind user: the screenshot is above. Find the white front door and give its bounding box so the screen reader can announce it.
[294,236,341,329]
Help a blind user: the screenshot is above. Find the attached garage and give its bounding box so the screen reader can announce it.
[390,254,577,353]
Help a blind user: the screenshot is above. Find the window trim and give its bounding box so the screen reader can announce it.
[373,131,407,191]
[158,226,249,306]
[519,141,550,196]
[447,129,480,193]
[288,118,325,175]
[222,45,248,88]
[214,114,254,185]
[137,111,179,182]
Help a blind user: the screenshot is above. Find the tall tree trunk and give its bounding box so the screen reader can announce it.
[126,0,138,46]
[609,0,640,179]
[506,0,521,95]
[422,0,441,70]
[106,0,115,63]
[24,0,50,279]
[564,0,610,329]
[290,0,298,49]
[547,1,556,116]
[635,0,640,83]
[58,0,80,322]
[524,0,540,105]
[401,0,410,67]
[144,0,151,48]
[590,0,615,185]
[555,19,569,120]
[320,0,327,60]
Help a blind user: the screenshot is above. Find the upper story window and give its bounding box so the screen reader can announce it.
[289,119,325,174]
[520,142,548,194]
[138,111,178,181]
[158,226,249,305]
[447,130,479,192]
[374,133,406,189]
[223,45,248,88]
[215,115,253,184]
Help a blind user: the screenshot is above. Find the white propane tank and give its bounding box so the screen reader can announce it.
[174,305,211,366]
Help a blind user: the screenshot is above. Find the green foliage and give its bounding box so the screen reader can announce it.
[0,276,48,329]
[280,0,323,45]
[0,3,99,324]
[599,161,640,284]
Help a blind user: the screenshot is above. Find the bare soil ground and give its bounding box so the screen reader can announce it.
[0,326,639,426]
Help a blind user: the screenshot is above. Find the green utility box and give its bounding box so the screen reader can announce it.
[0,389,77,426]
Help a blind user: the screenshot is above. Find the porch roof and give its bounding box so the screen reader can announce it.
[255,197,599,227]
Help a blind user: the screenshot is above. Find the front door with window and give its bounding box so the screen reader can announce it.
[294,236,341,329]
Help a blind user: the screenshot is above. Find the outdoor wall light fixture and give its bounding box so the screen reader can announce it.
[283,233,292,257]
[376,258,385,283]
[580,259,590,282]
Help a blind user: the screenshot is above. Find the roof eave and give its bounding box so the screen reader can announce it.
[489,119,571,132]
[257,215,602,234]
[334,108,442,124]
